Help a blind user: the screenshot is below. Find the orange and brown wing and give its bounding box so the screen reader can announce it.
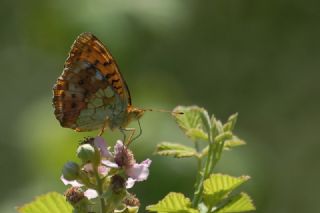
[53,32,131,131]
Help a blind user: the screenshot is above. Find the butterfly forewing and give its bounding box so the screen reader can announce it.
[53,32,131,131]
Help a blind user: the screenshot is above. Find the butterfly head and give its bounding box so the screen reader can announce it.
[127,106,145,121]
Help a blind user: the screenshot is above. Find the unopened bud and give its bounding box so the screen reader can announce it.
[64,187,85,205]
[111,175,126,193]
[80,137,95,146]
[77,144,95,162]
[62,161,80,180]
[124,193,140,207]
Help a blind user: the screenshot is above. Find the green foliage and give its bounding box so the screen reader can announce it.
[146,192,198,213]
[214,193,255,213]
[17,106,254,213]
[203,174,250,207]
[223,136,246,150]
[222,113,238,132]
[173,106,210,142]
[186,129,209,141]
[201,136,246,157]
[17,192,73,213]
[116,206,139,213]
[150,106,255,213]
[155,142,198,158]
[214,132,233,143]
[210,116,223,139]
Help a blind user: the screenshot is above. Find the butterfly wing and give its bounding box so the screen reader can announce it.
[53,32,131,131]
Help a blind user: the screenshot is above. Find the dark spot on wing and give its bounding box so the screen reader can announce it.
[111,79,120,84]
[98,46,106,53]
[103,61,112,67]
[105,72,116,79]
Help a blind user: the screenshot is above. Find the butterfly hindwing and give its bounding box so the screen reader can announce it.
[53,32,131,131]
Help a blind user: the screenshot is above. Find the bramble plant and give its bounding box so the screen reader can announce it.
[17,106,255,213]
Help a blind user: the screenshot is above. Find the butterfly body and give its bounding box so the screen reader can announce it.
[53,32,144,132]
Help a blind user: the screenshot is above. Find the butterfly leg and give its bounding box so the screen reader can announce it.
[131,119,142,141]
[98,119,108,136]
[121,128,135,146]
[98,127,105,136]
[121,120,143,146]
[120,128,127,143]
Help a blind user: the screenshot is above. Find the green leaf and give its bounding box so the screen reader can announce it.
[200,145,209,157]
[214,132,233,143]
[126,206,139,213]
[223,113,238,132]
[198,203,208,213]
[215,193,255,213]
[115,206,139,213]
[17,192,73,213]
[155,142,198,158]
[173,106,210,142]
[203,174,250,207]
[201,137,246,154]
[211,116,223,139]
[186,129,208,141]
[146,192,199,213]
[223,136,246,150]
[199,110,211,138]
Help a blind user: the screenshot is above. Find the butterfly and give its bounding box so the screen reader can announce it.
[53,32,144,136]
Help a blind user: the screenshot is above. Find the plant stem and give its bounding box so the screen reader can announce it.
[192,130,214,207]
[195,141,202,180]
[195,140,200,153]
[94,168,106,213]
[210,139,226,174]
[192,141,203,202]
[192,132,227,208]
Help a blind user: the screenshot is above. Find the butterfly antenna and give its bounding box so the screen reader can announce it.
[142,108,184,115]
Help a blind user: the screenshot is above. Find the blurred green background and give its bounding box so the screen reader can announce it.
[1,0,319,212]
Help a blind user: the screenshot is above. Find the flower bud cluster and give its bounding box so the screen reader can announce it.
[61,136,151,212]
